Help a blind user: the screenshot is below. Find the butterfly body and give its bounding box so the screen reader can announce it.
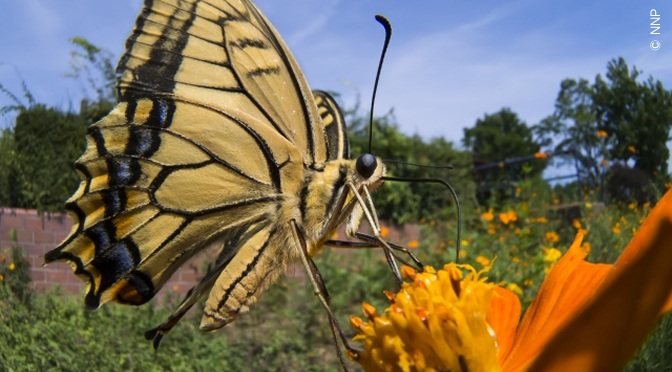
[45,0,388,344]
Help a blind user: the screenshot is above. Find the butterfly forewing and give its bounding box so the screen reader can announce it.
[117,0,327,165]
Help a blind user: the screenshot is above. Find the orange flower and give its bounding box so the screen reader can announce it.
[408,240,419,249]
[600,159,609,167]
[476,255,492,267]
[596,130,607,137]
[351,189,672,372]
[500,210,518,225]
[481,208,495,221]
[380,226,389,238]
[545,231,559,243]
[534,152,549,159]
[628,145,636,153]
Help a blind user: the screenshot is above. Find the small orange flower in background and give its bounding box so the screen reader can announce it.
[459,249,468,259]
[533,217,548,224]
[516,187,522,194]
[512,257,521,264]
[553,198,560,205]
[596,130,608,137]
[351,189,672,372]
[627,145,636,153]
[9,263,15,270]
[419,218,426,224]
[408,240,419,249]
[172,285,179,291]
[380,226,389,238]
[600,159,609,167]
[487,223,497,235]
[0,274,4,281]
[612,222,621,234]
[481,208,494,221]
[545,231,559,243]
[572,219,581,230]
[534,152,549,159]
[332,232,339,240]
[523,279,533,286]
[500,210,518,225]
[476,255,491,267]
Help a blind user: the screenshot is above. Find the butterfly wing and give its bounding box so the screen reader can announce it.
[116,0,328,165]
[45,0,327,310]
[313,90,350,161]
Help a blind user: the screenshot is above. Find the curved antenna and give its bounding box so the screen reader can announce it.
[368,15,392,153]
[383,159,454,170]
[382,176,462,263]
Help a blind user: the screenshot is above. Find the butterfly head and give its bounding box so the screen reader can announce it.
[354,153,386,189]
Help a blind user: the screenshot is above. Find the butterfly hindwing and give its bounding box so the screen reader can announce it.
[45,97,302,308]
[313,90,350,161]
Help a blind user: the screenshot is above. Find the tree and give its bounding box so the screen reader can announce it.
[0,38,116,211]
[536,57,672,202]
[463,108,545,193]
[593,57,672,180]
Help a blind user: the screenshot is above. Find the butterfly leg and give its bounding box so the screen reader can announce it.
[289,220,358,372]
[324,235,424,271]
[347,182,405,285]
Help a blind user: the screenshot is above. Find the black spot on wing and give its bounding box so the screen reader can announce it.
[126,126,161,158]
[116,1,198,100]
[107,157,142,186]
[246,66,280,78]
[89,128,108,157]
[102,189,128,218]
[86,220,117,253]
[146,99,175,129]
[86,238,142,307]
[118,270,155,305]
[229,38,268,50]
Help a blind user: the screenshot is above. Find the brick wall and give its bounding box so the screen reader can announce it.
[0,207,421,299]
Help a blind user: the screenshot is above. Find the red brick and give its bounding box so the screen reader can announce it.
[45,217,69,232]
[54,232,70,244]
[34,231,55,244]
[31,268,46,282]
[179,270,201,283]
[16,229,34,243]
[24,217,45,231]
[1,216,23,229]
[23,243,46,256]
[34,281,53,292]
[46,270,69,283]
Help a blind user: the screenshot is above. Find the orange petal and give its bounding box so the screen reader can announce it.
[487,286,521,363]
[501,232,611,372]
[527,189,672,371]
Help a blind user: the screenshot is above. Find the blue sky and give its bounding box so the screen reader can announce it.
[1,0,671,165]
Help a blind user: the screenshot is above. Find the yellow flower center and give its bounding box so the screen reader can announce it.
[350,265,501,372]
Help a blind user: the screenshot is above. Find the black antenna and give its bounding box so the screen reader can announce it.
[382,176,462,264]
[383,159,455,170]
[368,15,392,153]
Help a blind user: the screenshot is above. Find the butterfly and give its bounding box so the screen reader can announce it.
[44,0,418,357]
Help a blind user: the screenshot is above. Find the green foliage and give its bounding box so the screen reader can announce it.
[0,38,116,211]
[463,107,546,185]
[346,108,476,225]
[593,58,672,181]
[536,57,672,201]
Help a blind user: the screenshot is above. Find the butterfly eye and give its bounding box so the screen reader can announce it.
[356,153,378,179]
